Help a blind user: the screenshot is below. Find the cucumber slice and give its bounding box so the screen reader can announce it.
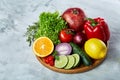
[72,54,80,68]
[55,55,68,68]
[64,55,75,69]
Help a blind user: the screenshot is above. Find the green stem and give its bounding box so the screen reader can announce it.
[85,18,98,27]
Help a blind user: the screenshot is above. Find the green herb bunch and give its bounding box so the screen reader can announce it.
[25,11,67,46]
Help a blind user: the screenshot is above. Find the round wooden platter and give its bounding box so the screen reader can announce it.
[36,55,106,74]
[35,42,108,74]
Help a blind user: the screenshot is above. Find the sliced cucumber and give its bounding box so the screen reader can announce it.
[55,55,68,68]
[70,42,92,66]
[72,54,80,68]
[64,55,75,69]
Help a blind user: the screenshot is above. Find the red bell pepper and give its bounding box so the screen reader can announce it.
[84,17,110,42]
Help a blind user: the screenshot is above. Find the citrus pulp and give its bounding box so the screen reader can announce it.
[32,37,54,57]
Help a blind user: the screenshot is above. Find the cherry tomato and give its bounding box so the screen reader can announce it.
[49,60,54,66]
[48,55,54,61]
[44,59,49,64]
[44,55,55,66]
[59,29,74,43]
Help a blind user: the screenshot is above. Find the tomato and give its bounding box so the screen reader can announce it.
[44,55,55,66]
[49,60,54,66]
[59,29,74,43]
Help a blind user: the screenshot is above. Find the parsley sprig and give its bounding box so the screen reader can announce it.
[25,11,67,46]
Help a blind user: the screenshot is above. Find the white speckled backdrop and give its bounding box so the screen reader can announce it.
[0,0,120,80]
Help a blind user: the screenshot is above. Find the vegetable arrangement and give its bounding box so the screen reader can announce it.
[25,7,110,72]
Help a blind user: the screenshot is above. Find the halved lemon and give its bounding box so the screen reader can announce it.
[32,37,54,57]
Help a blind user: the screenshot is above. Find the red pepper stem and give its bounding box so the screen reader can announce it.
[86,18,98,27]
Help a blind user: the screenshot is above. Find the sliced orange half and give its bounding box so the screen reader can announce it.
[32,37,54,57]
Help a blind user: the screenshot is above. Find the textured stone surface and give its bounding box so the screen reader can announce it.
[0,0,120,80]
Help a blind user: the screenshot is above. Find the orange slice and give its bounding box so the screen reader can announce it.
[32,37,54,57]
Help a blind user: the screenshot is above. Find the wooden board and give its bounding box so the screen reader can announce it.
[36,55,106,74]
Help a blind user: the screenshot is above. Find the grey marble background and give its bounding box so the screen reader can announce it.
[0,0,120,80]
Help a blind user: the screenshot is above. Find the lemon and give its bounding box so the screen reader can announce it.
[84,38,107,59]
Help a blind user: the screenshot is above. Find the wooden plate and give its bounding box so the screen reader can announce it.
[36,55,106,74]
[36,42,108,74]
